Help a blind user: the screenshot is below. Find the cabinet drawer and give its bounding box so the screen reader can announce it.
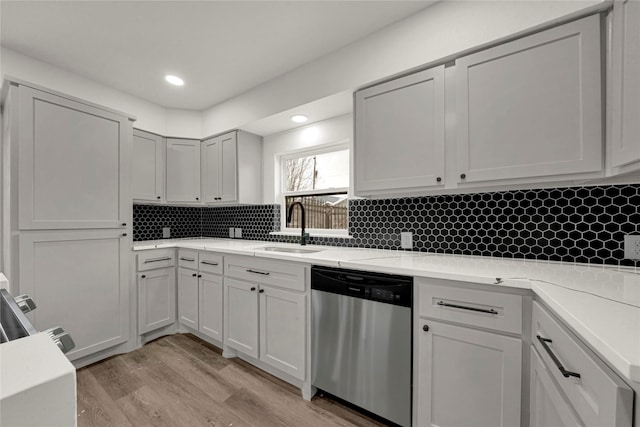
[199,252,223,275]
[418,280,522,334]
[137,249,175,271]
[532,302,633,427]
[225,255,306,292]
[178,249,199,269]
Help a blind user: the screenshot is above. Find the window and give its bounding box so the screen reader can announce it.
[281,144,349,234]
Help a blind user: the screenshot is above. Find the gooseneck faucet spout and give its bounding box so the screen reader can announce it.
[286,202,309,246]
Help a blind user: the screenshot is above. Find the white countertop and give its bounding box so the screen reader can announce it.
[134,238,640,384]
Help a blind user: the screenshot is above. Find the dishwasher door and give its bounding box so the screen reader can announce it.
[311,289,411,427]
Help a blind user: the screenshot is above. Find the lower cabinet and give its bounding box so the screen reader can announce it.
[530,346,583,427]
[417,319,522,427]
[177,267,199,329]
[138,267,176,334]
[223,259,307,382]
[199,273,223,341]
[224,277,259,358]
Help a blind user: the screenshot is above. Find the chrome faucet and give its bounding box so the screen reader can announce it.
[286,202,309,246]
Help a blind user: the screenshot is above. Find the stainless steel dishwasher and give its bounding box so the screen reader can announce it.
[311,266,412,427]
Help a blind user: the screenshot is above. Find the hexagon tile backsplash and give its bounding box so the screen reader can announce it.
[133,184,640,267]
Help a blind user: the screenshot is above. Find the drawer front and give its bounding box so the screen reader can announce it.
[178,249,199,269]
[532,302,633,427]
[199,252,223,275]
[137,249,175,271]
[418,280,522,334]
[225,255,306,292]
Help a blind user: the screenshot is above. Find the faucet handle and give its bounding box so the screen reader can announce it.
[301,232,310,246]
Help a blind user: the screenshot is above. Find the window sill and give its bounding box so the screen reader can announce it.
[269,231,354,239]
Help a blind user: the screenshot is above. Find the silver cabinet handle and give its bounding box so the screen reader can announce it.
[437,300,498,315]
[44,326,75,354]
[536,335,581,379]
[246,269,270,276]
[180,257,195,262]
[201,261,219,266]
[144,257,172,263]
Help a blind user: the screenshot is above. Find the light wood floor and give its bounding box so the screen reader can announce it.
[77,333,388,427]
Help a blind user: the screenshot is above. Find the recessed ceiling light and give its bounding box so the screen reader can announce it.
[165,75,184,86]
[291,114,308,123]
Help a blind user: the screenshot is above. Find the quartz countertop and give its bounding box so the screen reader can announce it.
[133,238,640,384]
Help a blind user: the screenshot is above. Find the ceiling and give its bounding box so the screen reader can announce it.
[1,0,434,113]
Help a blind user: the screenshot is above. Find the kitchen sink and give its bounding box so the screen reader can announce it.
[260,246,324,254]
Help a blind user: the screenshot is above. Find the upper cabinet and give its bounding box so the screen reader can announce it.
[132,129,164,202]
[354,66,445,196]
[16,85,131,229]
[456,14,602,185]
[201,130,262,205]
[610,0,640,171]
[166,138,201,203]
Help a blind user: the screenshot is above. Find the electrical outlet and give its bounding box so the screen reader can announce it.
[228,227,235,238]
[400,232,413,249]
[162,227,171,238]
[235,228,242,239]
[624,235,640,260]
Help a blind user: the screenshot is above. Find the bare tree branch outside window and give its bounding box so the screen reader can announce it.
[285,156,316,191]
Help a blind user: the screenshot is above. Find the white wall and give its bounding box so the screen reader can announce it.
[262,114,352,204]
[0,48,202,138]
[202,0,606,136]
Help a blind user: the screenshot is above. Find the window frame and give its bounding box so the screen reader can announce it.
[278,141,350,236]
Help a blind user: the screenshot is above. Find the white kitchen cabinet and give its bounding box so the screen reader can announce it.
[259,286,306,380]
[199,272,223,341]
[224,277,259,358]
[138,267,176,335]
[530,346,583,427]
[610,0,640,170]
[354,65,445,196]
[16,84,131,229]
[132,129,164,202]
[456,15,602,185]
[177,267,199,330]
[417,318,522,427]
[19,229,130,361]
[166,138,201,203]
[201,130,262,205]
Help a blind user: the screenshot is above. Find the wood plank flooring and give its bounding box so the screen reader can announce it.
[77,334,388,427]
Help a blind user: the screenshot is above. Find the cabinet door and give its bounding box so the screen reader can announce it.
[223,277,258,358]
[199,273,223,341]
[530,346,583,427]
[219,133,238,203]
[133,129,164,201]
[259,286,305,380]
[201,136,222,202]
[355,66,445,195]
[417,319,522,427]
[456,15,602,184]
[19,230,129,361]
[177,267,198,330]
[138,267,176,335]
[166,138,200,202]
[611,0,640,168]
[17,86,131,229]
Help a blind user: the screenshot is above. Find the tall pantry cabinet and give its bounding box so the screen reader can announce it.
[1,80,133,364]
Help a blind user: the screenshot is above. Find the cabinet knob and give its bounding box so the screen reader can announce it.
[141,275,146,278]
[198,274,202,278]
[460,173,466,180]
[122,233,127,237]
[250,287,256,291]
[192,273,197,277]
[157,196,161,200]
[436,177,442,183]
[423,324,430,332]
[121,223,127,227]
[196,197,199,201]
[259,289,264,293]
